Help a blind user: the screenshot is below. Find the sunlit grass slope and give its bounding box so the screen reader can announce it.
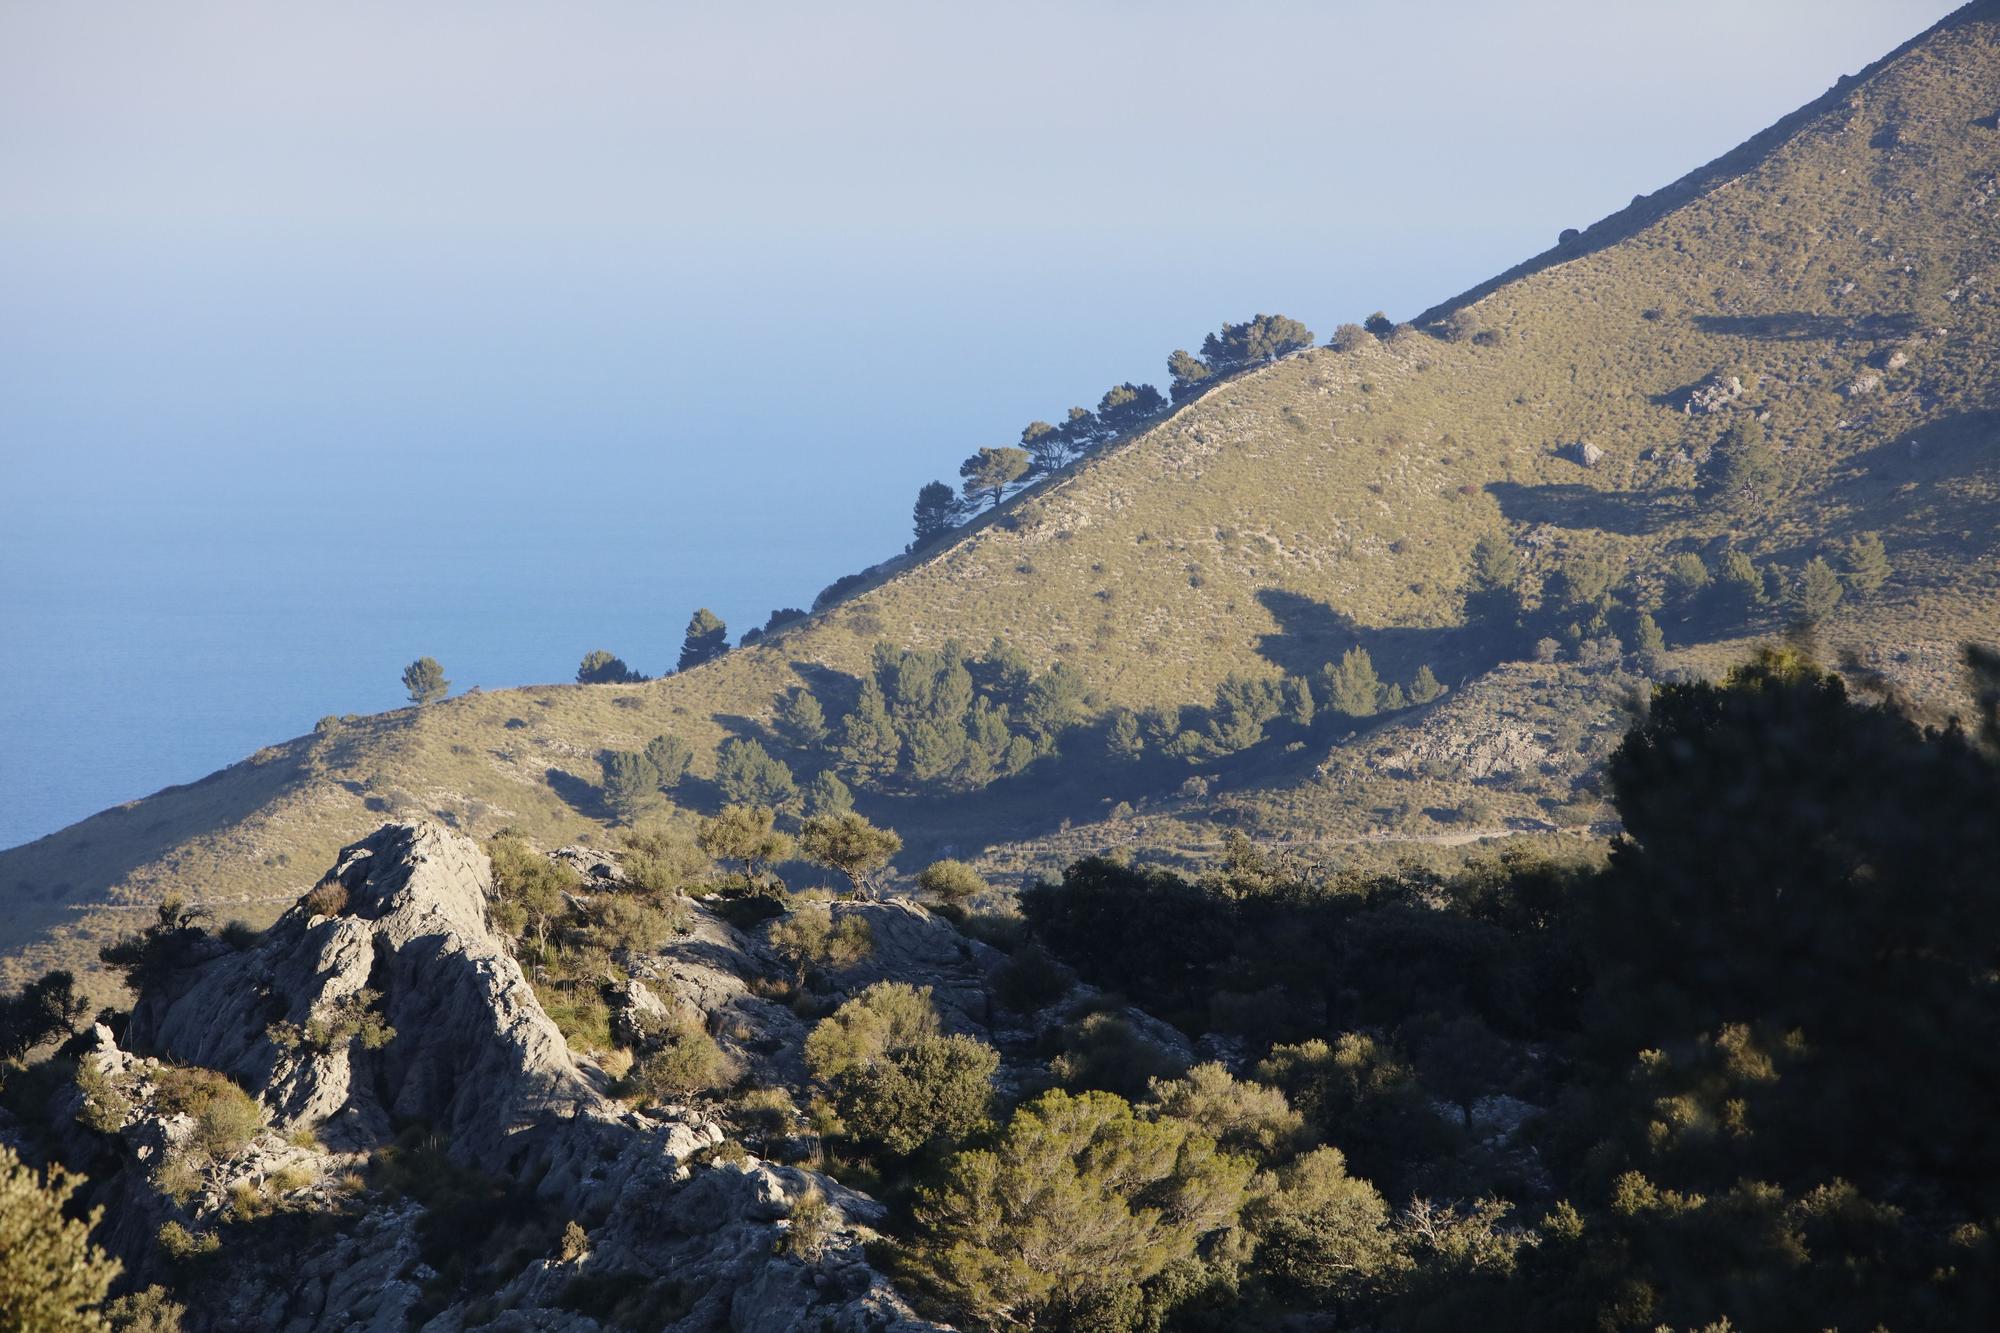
[4,2,1997,987]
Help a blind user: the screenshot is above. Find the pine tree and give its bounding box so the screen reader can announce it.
[1202,314,1315,369]
[1409,665,1445,704]
[803,770,854,818]
[1056,406,1100,460]
[1465,534,1525,648]
[1105,708,1145,762]
[797,812,903,896]
[1841,531,1892,595]
[1167,348,1211,402]
[1095,382,1165,435]
[1471,532,1520,591]
[962,697,1016,787]
[911,481,960,547]
[1023,663,1087,750]
[401,656,449,706]
[576,649,641,684]
[958,447,1031,511]
[678,608,729,671]
[1019,420,1065,473]
[1208,673,1283,752]
[1634,613,1668,672]
[838,678,902,780]
[1796,557,1845,624]
[775,688,829,749]
[716,738,796,809]
[602,749,664,822]
[1283,676,1316,727]
[643,734,693,790]
[908,718,968,783]
[1707,417,1779,504]
[1320,648,1382,719]
[1666,552,1711,607]
[1719,549,1765,613]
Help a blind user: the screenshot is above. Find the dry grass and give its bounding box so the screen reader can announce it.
[5,11,1999,986]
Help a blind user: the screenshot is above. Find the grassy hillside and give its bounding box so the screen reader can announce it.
[5,2,1998,989]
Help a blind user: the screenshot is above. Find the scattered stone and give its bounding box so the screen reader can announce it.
[1567,441,1605,468]
[1683,373,1745,413]
[1845,372,1883,398]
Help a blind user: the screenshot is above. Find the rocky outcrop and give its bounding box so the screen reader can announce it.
[1682,372,1745,413]
[126,823,617,1176]
[813,900,1001,1034]
[88,823,951,1332]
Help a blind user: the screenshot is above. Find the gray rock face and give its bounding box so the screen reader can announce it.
[96,823,952,1332]
[812,900,1001,1034]
[1683,372,1745,413]
[127,823,615,1172]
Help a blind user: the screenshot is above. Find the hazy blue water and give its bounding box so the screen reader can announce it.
[0,231,1487,851]
[1,2,1947,851]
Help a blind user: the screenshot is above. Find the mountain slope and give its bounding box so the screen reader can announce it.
[5,1,1999,988]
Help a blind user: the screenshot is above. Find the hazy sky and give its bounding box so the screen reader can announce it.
[0,0,1961,845]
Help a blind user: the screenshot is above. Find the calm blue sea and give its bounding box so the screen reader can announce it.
[0,230,1504,852]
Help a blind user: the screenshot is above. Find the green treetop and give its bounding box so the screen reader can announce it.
[797,811,903,896]
[715,737,796,809]
[401,656,449,706]
[958,446,1031,511]
[911,481,960,547]
[677,608,729,671]
[1320,647,1382,719]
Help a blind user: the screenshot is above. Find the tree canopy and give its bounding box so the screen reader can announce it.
[576,649,643,685]
[797,811,902,895]
[677,608,729,671]
[0,1145,121,1331]
[401,656,449,705]
[959,447,1031,510]
[912,481,961,547]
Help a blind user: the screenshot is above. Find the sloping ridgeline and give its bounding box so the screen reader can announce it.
[3,0,2000,988]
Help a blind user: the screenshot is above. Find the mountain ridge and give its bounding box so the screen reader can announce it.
[4,0,1997,989]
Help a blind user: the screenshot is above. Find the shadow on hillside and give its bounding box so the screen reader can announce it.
[544,768,610,822]
[1647,377,1726,411]
[1692,312,1917,342]
[863,712,1334,873]
[1253,590,1483,683]
[0,740,316,918]
[1486,482,1683,536]
[789,662,863,714]
[1827,409,2000,552]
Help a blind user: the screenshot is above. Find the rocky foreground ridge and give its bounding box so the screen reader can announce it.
[50,823,960,1332]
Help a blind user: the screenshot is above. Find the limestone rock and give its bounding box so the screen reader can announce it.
[807,900,1002,1034]
[1682,373,1745,413]
[126,823,617,1171]
[87,823,954,1331]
